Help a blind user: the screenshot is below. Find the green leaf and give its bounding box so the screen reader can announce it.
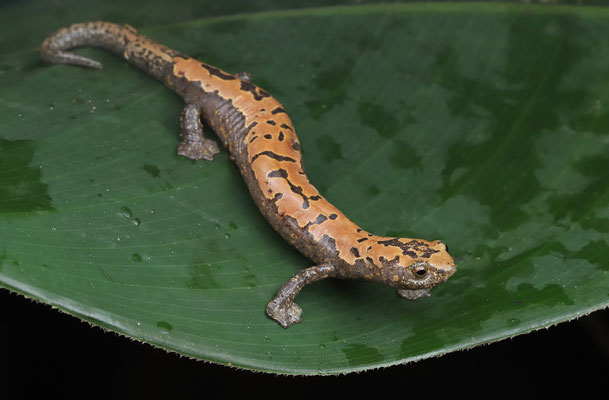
[2,2,609,374]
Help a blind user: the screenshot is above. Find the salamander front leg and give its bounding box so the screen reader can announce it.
[177,103,220,161]
[266,263,337,328]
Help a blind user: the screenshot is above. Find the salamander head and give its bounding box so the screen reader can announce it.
[373,238,456,300]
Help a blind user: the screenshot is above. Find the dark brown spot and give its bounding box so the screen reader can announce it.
[249,136,258,143]
[202,63,236,80]
[350,247,360,257]
[280,123,293,131]
[251,151,296,163]
[267,168,310,209]
[315,214,328,224]
[264,134,272,139]
[266,120,276,125]
[278,131,284,141]
[379,255,400,267]
[304,214,329,231]
[291,185,309,209]
[240,81,270,101]
[268,169,288,178]
[357,237,368,243]
[291,140,301,151]
[271,107,286,114]
[310,195,321,201]
[329,214,337,220]
[377,238,439,259]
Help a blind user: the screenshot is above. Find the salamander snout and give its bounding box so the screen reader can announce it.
[429,240,456,277]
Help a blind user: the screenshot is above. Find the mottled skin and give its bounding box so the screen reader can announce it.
[41,22,456,328]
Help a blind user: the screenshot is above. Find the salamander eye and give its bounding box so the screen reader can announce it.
[413,265,428,279]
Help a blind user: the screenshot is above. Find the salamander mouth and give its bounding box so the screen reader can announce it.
[397,288,431,300]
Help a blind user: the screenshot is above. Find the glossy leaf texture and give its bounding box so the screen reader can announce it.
[2,2,609,374]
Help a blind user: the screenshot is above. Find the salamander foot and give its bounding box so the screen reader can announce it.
[265,264,336,328]
[177,137,220,161]
[178,103,220,160]
[266,299,302,328]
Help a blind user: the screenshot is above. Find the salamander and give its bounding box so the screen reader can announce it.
[40,21,456,328]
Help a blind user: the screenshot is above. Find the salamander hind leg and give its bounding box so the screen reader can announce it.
[266,263,337,328]
[177,103,220,161]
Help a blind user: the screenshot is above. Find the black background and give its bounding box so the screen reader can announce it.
[2,288,608,395]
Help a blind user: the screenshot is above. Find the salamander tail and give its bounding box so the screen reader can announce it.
[40,21,135,69]
[40,21,182,81]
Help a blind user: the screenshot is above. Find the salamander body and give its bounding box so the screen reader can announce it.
[40,22,456,328]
